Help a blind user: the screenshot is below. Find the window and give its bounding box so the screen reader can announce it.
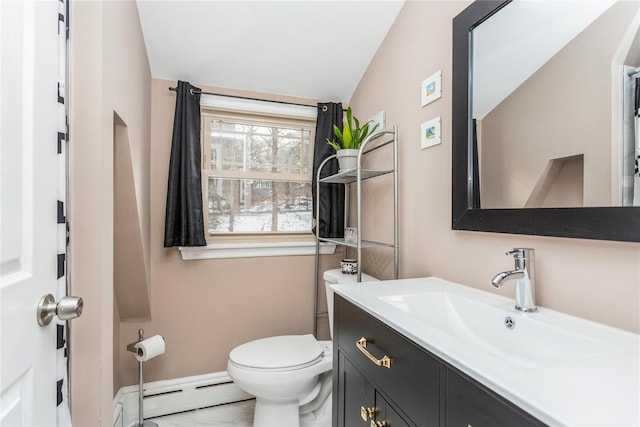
[201,110,315,240]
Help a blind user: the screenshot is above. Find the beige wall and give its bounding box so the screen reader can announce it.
[114,114,151,322]
[349,1,640,333]
[115,78,342,387]
[480,1,639,208]
[70,0,151,425]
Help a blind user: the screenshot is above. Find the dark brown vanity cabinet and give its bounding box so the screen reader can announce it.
[445,369,544,427]
[333,295,440,426]
[335,353,412,427]
[333,295,546,427]
[335,352,375,426]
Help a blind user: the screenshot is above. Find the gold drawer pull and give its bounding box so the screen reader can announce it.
[360,406,376,421]
[371,420,389,427]
[356,337,392,369]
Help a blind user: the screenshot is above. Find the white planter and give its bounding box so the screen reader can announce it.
[336,149,359,171]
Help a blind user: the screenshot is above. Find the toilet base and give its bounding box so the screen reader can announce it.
[253,398,300,427]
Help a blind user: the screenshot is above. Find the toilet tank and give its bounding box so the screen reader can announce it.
[323,269,378,339]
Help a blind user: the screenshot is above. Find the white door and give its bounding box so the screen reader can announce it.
[1,0,63,425]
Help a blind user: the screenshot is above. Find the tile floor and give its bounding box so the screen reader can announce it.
[149,399,255,426]
[148,398,332,427]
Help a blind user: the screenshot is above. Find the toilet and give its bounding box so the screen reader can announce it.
[227,269,378,427]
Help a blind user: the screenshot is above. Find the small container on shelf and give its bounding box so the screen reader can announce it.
[340,259,358,274]
[344,227,358,244]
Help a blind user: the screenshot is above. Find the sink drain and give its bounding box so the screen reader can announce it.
[504,317,515,329]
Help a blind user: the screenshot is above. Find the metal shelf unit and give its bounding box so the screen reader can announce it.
[313,127,399,335]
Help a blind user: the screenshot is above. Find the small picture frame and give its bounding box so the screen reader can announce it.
[421,116,441,149]
[421,70,442,107]
[368,110,385,133]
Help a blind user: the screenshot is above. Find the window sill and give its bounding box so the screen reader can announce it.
[179,241,336,260]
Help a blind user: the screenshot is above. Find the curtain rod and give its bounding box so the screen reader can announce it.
[168,86,340,111]
[628,67,640,77]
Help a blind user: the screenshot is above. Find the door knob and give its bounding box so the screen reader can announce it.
[37,294,83,326]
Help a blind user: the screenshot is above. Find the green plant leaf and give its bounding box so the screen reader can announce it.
[342,122,352,149]
[360,122,369,137]
[357,124,369,149]
[352,127,360,147]
[332,124,344,146]
[346,107,353,133]
[326,139,342,151]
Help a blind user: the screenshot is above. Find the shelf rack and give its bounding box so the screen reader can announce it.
[313,126,398,336]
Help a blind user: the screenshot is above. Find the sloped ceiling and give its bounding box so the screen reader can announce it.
[136,1,405,103]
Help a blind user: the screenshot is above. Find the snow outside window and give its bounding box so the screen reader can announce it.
[202,110,315,239]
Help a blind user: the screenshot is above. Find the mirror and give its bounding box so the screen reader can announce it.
[452,0,640,242]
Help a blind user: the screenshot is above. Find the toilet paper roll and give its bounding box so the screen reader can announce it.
[134,335,165,362]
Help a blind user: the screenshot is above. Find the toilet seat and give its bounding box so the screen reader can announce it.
[226,269,378,427]
[229,334,324,371]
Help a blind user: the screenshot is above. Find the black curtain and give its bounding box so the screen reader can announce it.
[164,81,206,247]
[312,103,345,238]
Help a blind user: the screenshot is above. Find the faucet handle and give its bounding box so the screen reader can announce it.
[505,248,534,258]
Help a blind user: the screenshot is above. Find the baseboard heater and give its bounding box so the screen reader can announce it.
[113,371,253,427]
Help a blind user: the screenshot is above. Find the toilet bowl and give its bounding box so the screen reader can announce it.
[227,269,378,427]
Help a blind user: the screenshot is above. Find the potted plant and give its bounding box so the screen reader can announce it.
[326,107,379,171]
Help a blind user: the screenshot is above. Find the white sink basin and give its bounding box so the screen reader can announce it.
[379,291,619,370]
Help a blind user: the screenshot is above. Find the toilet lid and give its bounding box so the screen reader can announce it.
[229,334,324,370]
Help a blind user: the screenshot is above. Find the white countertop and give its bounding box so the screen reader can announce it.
[331,277,640,426]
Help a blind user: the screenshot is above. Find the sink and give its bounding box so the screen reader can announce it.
[379,291,619,369]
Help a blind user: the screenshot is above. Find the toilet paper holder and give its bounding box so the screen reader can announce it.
[126,329,145,355]
[126,329,159,427]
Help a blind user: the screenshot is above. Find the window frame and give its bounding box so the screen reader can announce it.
[200,107,316,243]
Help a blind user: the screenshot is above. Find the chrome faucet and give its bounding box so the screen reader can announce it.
[490,248,537,312]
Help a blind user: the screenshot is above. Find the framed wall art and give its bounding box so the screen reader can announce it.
[421,116,441,149]
[421,70,442,107]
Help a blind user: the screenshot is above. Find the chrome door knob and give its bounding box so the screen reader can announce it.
[37,294,83,326]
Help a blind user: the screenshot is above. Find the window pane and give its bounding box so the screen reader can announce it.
[208,120,311,175]
[207,177,312,233]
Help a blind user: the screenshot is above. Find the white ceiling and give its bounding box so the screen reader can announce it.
[136,1,405,103]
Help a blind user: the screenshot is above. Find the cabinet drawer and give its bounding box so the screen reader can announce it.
[334,352,376,427]
[335,295,440,426]
[334,351,413,427]
[446,369,546,427]
[375,391,412,427]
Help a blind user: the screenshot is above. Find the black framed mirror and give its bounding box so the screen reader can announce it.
[452,0,640,242]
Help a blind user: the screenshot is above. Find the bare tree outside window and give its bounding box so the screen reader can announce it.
[202,111,313,236]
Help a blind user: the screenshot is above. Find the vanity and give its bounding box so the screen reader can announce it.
[331,278,640,426]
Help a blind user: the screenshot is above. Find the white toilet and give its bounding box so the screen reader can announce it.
[227,269,378,427]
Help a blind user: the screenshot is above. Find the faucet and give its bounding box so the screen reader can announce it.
[490,248,537,312]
